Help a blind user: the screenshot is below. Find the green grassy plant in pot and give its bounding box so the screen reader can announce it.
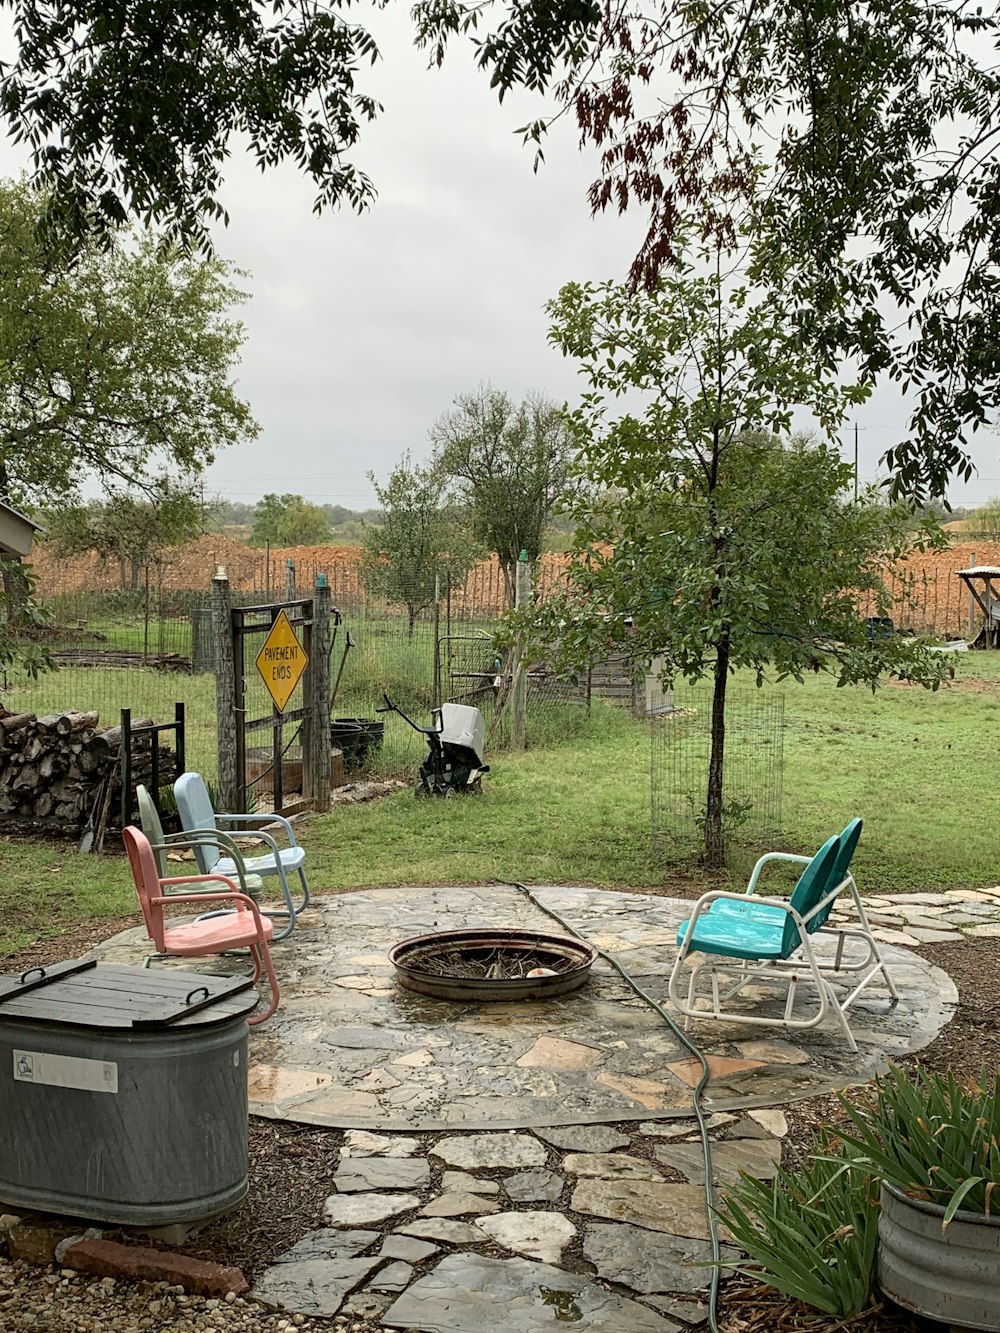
[837,1064,1000,1331]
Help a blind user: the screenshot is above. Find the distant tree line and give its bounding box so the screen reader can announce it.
[361,384,575,628]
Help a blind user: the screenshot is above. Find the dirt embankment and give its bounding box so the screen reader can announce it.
[26,535,993,636]
[27,535,572,617]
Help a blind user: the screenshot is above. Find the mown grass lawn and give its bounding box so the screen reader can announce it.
[1,647,997,959]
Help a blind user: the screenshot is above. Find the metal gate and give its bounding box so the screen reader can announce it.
[211,569,332,816]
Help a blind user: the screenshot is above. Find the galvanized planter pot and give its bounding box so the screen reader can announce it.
[879,1181,1000,1331]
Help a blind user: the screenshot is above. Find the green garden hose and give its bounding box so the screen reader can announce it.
[501,881,722,1333]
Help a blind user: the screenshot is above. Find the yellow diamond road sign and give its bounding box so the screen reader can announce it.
[256,610,309,712]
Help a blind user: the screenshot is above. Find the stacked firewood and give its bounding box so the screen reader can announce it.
[0,706,174,829]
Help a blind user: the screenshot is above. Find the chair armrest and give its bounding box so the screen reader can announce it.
[745,851,812,895]
[206,822,288,862]
[161,827,249,864]
[154,872,241,895]
[150,886,265,926]
[154,833,255,892]
[216,811,299,848]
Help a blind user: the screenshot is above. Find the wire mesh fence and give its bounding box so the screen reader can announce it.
[6,541,614,790]
[651,682,785,876]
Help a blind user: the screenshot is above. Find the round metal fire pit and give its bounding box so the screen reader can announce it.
[388,928,599,1002]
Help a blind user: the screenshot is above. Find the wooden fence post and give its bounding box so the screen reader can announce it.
[511,551,531,750]
[212,567,240,811]
[433,575,442,709]
[304,574,332,812]
[969,550,977,639]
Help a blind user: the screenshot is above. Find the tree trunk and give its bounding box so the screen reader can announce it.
[407,604,416,638]
[1,557,30,626]
[500,559,516,608]
[702,632,731,869]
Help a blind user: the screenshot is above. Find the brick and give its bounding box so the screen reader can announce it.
[59,1238,248,1297]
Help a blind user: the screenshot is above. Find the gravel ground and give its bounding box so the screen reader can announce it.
[0,1265,372,1333]
[2,919,996,1332]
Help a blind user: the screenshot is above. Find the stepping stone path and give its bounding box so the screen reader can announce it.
[251,1110,768,1325]
[92,881,991,1328]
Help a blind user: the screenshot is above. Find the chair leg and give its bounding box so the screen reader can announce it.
[850,890,900,1001]
[258,865,302,939]
[246,943,280,1025]
[262,906,297,941]
[823,978,859,1052]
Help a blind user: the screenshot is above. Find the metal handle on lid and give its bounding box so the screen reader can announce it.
[185,986,211,1005]
[18,967,45,984]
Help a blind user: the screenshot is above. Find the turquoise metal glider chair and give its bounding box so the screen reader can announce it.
[173,771,310,941]
[667,820,898,1051]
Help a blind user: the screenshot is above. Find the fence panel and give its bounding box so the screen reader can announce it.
[651,682,785,876]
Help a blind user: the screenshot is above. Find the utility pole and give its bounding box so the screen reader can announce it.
[854,422,859,502]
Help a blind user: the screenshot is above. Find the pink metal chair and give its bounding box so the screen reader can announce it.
[123,826,280,1025]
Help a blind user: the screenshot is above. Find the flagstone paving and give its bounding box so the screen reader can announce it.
[87,881,991,1330]
[94,884,959,1131]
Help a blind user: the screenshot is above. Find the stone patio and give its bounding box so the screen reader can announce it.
[95,884,958,1130]
[86,882,989,1329]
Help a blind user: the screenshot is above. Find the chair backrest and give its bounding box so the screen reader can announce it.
[174,772,220,875]
[810,818,863,932]
[123,825,166,952]
[136,784,169,879]
[782,835,842,957]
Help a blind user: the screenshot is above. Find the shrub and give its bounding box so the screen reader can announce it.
[716,1132,879,1317]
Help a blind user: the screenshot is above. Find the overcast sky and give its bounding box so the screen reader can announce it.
[3,8,999,511]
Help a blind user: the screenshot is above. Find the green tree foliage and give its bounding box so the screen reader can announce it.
[45,480,213,590]
[0,560,52,680]
[0,2,600,251]
[249,494,332,548]
[5,2,993,498]
[430,385,574,604]
[0,178,257,512]
[415,0,1000,502]
[540,264,946,866]
[361,456,479,635]
[0,1,381,250]
[208,500,257,533]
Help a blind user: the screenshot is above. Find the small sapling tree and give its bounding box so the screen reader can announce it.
[361,455,480,636]
[538,260,946,867]
[431,385,574,603]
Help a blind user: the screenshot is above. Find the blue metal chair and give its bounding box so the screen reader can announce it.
[173,772,310,941]
[667,821,897,1051]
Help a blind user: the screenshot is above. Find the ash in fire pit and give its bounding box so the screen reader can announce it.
[388,928,599,1002]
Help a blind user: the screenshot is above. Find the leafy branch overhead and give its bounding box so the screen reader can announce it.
[0,0,382,251]
[0,178,257,511]
[426,0,1000,501]
[4,2,997,496]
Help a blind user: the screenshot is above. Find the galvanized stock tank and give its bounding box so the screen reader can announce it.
[879,1181,1000,1330]
[0,959,257,1225]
